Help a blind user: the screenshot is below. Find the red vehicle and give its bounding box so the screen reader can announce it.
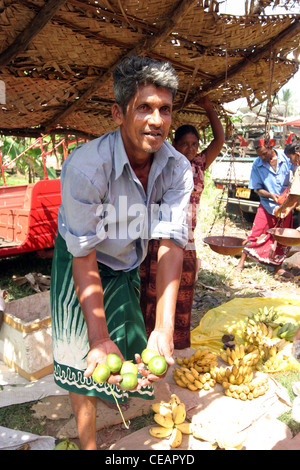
[0,178,61,258]
[0,136,83,259]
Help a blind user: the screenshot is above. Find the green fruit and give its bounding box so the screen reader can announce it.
[278,323,299,341]
[92,364,111,383]
[119,372,138,390]
[148,355,167,376]
[54,439,80,450]
[106,353,122,373]
[141,348,159,364]
[120,360,138,376]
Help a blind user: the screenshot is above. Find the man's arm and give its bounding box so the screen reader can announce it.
[147,239,183,365]
[256,188,280,203]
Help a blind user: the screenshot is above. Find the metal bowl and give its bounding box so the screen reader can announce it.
[267,228,300,246]
[203,236,249,256]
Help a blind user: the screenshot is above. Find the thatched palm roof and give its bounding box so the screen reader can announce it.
[0,0,299,139]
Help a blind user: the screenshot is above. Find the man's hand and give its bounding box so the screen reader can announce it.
[84,338,124,385]
[147,328,175,366]
[133,328,175,387]
[274,205,286,219]
[272,193,280,204]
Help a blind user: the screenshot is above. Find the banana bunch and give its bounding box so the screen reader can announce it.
[211,363,253,386]
[250,306,282,329]
[223,376,269,400]
[278,323,299,342]
[257,343,279,363]
[173,367,216,391]
[173,349,218,391]
[175,348,218,373]
[220,344,260,368]
[244,319,274,347]
[149,394,193,448]
[256,347,300,373]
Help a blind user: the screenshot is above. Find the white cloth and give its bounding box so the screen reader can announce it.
[0,426,55,450]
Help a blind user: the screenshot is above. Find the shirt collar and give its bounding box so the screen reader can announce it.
[113,128,177,180]
[256,148,286,168]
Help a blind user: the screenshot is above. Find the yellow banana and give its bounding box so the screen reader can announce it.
[176,422,193,434]
[184,371,195,383]
[170,427,182,448]
[151,403,173,419]
[194,379,204,389]
[231,349,237,361]
[236,375,244,385]
[190,367,199,379]
[172,402,186,425]
[220,350,228,363]
[154,413,174,429]
[229,374,236,384]
[175,357,183,365]
[187,383,198,391]
[174,377,187,388]
[149,426,174,438]
[267,326,273,338]
[170,394,181,405]
[174,367,183,376]
[178,375,190,386]
[194,349,202,359]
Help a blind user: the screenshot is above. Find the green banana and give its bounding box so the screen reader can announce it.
[278,323,299,342]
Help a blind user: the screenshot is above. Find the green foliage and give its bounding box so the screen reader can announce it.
[276,371,300,436]
[0,134,74,184]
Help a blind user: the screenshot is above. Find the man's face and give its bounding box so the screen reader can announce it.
[257,146,272,163]
[112,84,173,162]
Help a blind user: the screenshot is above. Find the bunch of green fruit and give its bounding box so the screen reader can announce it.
[92,349,167,390]
[92,353,139,390]
[54,439,80,450]
[277,323,299,342]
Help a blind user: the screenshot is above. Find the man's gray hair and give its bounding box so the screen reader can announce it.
[113,54,178,113]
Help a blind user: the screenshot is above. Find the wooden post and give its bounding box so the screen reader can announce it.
[0,149,6,186]
[39,138,48,180]
[0,0,67,69]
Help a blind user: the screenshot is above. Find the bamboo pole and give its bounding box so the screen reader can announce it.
[0,0,67,69]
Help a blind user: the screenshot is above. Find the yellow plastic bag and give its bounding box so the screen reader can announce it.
[191,297,300,356]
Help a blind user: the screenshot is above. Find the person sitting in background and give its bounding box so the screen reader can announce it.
[140,96,225,349]
[236,139,295,278]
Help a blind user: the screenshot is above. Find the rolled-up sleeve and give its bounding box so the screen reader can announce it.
[59,164,107,257]
[150,160,194,247]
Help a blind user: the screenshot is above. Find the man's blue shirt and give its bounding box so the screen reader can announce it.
[249,149,294,215]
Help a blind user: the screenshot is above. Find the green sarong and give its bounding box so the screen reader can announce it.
[50,232,154,402]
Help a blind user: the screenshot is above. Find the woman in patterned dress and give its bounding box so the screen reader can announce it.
[140,96,225,349]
